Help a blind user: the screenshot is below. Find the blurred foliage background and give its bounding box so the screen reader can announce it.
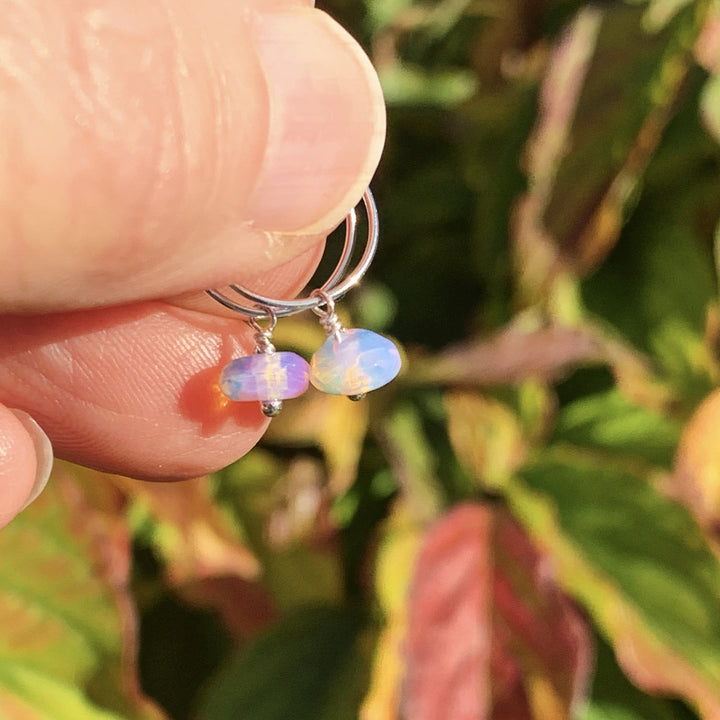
[5,0,720,718]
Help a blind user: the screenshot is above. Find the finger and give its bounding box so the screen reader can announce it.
[0,407,53,528]
[0,0,385,312]
[0,246,322,481]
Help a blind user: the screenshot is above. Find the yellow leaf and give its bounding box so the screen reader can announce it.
[360,505,424,720]
[446,391,527,490]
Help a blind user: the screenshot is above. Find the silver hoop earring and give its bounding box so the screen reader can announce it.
[207,188,401,416]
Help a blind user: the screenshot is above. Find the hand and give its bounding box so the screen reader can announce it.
[0,0,386,527]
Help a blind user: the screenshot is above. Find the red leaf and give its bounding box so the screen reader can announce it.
[412,324,606,387]
[403,504,493,720]
[402,504,592,720]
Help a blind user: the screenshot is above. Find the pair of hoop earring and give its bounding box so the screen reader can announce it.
[206,189,402,417]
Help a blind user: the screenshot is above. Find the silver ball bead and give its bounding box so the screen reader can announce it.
[261,400,283,417]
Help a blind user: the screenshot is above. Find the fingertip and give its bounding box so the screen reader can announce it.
[11,410,54,510]
[245,6,386,233]
[0,407,53,529]
[0,1,385,312]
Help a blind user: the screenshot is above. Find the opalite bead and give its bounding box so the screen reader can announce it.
[220,352,310,402]
[310,328,401,396]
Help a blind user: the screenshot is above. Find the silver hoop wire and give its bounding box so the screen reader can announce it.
[206,188,379,318]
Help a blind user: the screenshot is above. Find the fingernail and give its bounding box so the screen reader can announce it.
[10,410,53,510]
[246,9,386,234]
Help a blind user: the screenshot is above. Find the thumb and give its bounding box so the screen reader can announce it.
[0,0,385,311]
[0,407,53,529]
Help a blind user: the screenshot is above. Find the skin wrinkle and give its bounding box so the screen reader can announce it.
[29,367,180,469]
[173,328,229,368]
[0,306,252,445]
[199,6,233,221]
[138,5,185,242]
[2,368,85,447]
[96,18,189,278]
[8,1,261,293]
[103,1,268,290]
[158,0,192,256]
[64,4,138,268]
[76,315,206,405]
[0,4,49,289]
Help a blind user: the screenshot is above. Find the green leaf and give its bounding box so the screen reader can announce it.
[582,218,717,406]
[552,389,683,467]
[376,404,444,522]
[509,451,720,716]
[0,469,165,720]
[700,70,720,142]
[580,59,720,402]
[379,62,478,107]
[645,0,698,29]
[365,0,413,32]
[583,220,715,361]
[0,666,128,720]
[200,607,371,720]
[516,0,711,311]
[542,2,703,267]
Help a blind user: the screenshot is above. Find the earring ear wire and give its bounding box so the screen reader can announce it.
[207,188,401,414]
[207,189,378,317]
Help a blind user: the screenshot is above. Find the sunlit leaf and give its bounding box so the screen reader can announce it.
[542,1,703,268]
[579,637,697,720]
[578,64,720,400]
[0,467,165,720]
[75,468,271,641]
[402,503,592,719]
[200,607,372,720]
[360,504,425,720]
[695,6,720,72]
[403,504,494,719]
[445,391,527,490]
[645,0,698,29]
[700,71,720,141]
[0,667,130,720]
[119,474,260,586]
[510,451,720,717]
[673,387,720,532]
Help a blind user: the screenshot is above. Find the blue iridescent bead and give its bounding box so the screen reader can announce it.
[310,328,401,396]
[220,352,310,402]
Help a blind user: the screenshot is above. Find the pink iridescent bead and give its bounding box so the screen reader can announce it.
[220,352,310,402]
[310,329,401,397]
